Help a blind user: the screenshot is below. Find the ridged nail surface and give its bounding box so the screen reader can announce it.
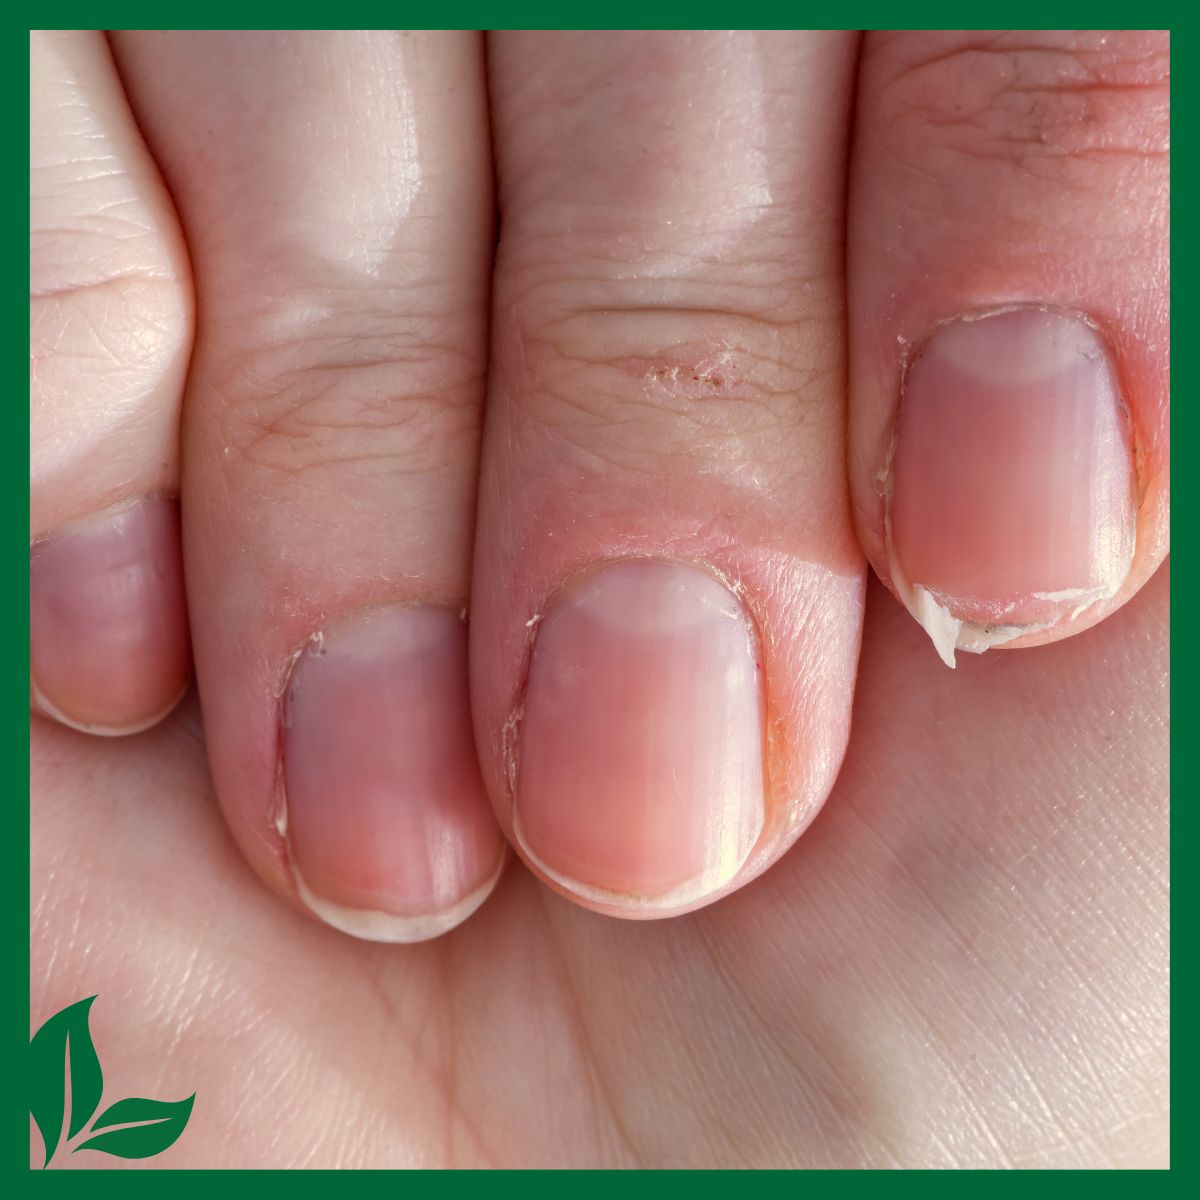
[515,560,765,912]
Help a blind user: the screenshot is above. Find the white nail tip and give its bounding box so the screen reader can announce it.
[511,806,761,916]
[292,856,504,944]
[30,679,188,738]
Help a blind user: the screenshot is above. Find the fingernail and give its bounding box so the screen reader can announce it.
[282,607,504,943]
[514,560,765,914]
[30,496,190,734]
[889,308,1135,667]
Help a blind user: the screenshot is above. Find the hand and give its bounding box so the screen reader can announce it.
[31,31,1169,1167]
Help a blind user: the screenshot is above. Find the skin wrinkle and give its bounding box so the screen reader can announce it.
[505,289,842,474]
[505,214,807,274]
[870,102,1168,235]
[507,398,825,504]
[437,949,496,1169]
[690,913,902,1168]
[207,341,484,482]
[29,267,175,305]
[819,805,1022,1166]
[228,396,477,481]
[33,195,163,235]
[502,243,821,318]
[877,41,1169,173]
[555,916,754,1167]
[539,901,649,1168]
[527,357,801,441]
[31,278,184,362]
[876,33,1169,94]
[31,36,193,549]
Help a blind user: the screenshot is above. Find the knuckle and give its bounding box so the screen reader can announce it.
[503,276,839,479]
[873,32,1169,176]
[31,154,185,297]
[210,307,482,484]
[30,166,192,403]
[30,273,190,404]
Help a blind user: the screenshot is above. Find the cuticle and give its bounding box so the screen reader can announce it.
[30,489,178,550]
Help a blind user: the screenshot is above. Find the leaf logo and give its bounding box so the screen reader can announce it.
[29,996,195,1167]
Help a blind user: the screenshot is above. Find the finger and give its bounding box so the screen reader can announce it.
[847,30,1169,666]
[473,32,865,917]
[112,31,504,940]
[30,30,192,733]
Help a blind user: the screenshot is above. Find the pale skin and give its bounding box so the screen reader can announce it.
[31,31,1168,1166]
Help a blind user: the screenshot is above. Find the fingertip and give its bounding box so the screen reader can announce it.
[848,31,1168,666]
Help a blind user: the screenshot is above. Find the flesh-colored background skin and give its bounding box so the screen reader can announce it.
[31,567,1168,1167]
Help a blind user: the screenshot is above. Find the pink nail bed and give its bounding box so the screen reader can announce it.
[29,496,189,734]
[515,559,765,913]
[889,308,1135,666]
[282,606,504,942]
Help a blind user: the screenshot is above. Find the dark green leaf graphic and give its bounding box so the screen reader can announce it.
[31,996,196,1166]
[29,996,103,1168]
[74,1094,195,1160]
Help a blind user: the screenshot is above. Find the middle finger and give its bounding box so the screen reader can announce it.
[472,31,866,917]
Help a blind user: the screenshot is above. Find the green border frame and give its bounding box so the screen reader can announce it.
[18,17,1177,1178]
